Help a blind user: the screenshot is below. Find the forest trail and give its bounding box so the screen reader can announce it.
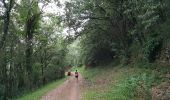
[41,72,83,100]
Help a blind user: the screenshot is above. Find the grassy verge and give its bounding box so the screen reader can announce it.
[16,78,67,100]
[80,65,162,100]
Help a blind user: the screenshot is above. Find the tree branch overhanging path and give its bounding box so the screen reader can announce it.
[0,0,169,99]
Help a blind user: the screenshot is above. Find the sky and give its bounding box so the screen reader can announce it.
[39,0,70,15]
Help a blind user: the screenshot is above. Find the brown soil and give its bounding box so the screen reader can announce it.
[41,72,83,100]
[152,82,170,100]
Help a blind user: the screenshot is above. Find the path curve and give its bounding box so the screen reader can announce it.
[41,72,83,100]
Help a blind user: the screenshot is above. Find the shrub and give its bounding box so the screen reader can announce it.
[112,73,155,99]
[143,37,162,62]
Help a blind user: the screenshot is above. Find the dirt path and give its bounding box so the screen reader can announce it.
[41,72,83,100]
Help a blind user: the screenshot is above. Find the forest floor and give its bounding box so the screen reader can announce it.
[41,72,84,100]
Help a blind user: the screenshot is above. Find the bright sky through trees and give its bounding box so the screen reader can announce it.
[37,0,72,36]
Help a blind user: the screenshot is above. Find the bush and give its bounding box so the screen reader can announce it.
[143,37,162,62]
[45,65,65,82]
[111,73,155,99]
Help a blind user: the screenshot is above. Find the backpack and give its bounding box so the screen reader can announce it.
[75,72,78,76]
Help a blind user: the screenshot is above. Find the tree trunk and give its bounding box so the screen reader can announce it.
[0,0,13,49]
[25,13,34,89]
[40,54,45,85]
[25,11,40,88]
[0,0,14,99]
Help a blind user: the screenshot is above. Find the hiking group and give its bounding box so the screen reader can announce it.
[67,70,79,81]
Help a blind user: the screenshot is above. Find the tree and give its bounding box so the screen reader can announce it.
[0,0,14,49]
[0,0,68,99]
[64,0,166,66]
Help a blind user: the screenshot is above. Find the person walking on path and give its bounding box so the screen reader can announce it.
[75,70,79,81]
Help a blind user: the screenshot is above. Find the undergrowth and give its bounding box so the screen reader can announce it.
[110,73,156,100]
[81,65,161,100]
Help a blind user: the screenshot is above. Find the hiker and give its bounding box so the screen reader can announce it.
[75,70,79,80]
[67,71,71,76]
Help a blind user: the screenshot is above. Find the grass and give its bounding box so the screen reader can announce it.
[16,77,67,100]
[15,64,169,100]
[80,65,160,100]
[108,73,155,100]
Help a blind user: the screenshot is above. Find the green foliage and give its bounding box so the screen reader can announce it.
[0,84,5,100]
[143,36,162,62]
[79,26,115,66]
[0,0,169,99]
[65,0,167,67]
[65,39,82,67]
[81,66,140,100]
[81,64,168,100]
[0,0,69,99]
[45,65,64,82]
[110,73,155,100]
